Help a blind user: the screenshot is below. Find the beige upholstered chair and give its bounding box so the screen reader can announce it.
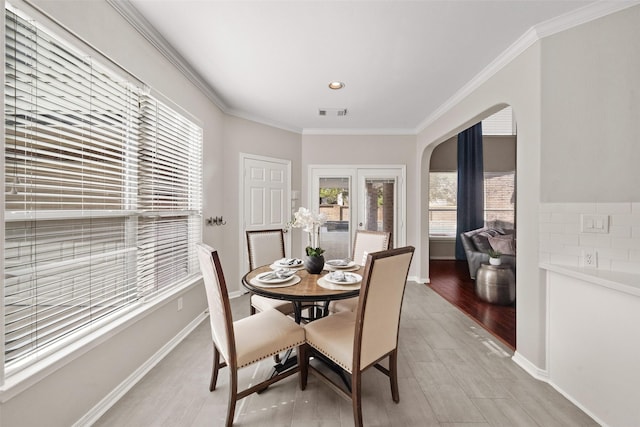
[246,229,295,315]
[329,230,391,313]
[300,246,414,427]
[196,243,305,427]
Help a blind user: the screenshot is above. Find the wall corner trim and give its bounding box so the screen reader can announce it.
[512,351,548,381]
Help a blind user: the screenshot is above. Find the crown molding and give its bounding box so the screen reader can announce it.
[534,0,640,39]
[416,0,640,134]
[106,0,228,113]
[302,127,416,136]
[225,108,302,134]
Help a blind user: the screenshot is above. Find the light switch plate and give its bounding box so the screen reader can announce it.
[581,214,609,233]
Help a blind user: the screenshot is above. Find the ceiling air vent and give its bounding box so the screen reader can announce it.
[318,108,348,117]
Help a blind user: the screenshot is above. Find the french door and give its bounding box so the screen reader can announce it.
[309,166,405,260]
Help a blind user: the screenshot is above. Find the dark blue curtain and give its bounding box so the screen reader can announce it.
[455,122,484,260]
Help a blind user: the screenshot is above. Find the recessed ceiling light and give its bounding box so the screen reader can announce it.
[328,81,345,90]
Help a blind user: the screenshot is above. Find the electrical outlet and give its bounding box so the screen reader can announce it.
[581,249,597,268]
[178,297,183,311]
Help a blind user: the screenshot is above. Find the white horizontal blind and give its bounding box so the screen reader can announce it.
[137,97,202,298]
[3,5,202,372]
[482,106,514,135]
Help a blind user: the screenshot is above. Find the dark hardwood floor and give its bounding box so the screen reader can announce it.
[427,260,516,350]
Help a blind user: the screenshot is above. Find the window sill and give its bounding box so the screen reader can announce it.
[0,275,203,402]
[429,235,456,241]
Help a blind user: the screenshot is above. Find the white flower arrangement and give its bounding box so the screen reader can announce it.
[290,207,327,257]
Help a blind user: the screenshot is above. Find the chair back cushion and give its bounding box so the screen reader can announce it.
[352,230,391,266]
[356,246,414,369]
[246,229,286,270]
[196,243,234,362]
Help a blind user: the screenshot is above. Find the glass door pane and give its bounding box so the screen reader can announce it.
[318,177,351,259]
[362,178,396,248]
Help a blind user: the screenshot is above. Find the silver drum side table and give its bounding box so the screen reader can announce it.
[475,264,515,305]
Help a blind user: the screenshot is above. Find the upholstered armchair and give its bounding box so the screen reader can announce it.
[460,226,515,279]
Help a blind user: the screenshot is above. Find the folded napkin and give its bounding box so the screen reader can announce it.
[330,271,348,282]
[278,258,300,265]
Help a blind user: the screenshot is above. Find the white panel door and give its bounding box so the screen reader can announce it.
[245,158,288,229]
[241,155,291,273]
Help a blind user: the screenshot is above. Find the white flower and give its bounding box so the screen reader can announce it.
[290,207,327,253]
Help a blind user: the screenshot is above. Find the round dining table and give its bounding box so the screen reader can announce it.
[241,264,363,323]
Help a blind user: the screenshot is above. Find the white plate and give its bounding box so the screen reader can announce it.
[256,271,296,284]
[326,259,356,269]
[323,272,362,285]
[273,258,303,268]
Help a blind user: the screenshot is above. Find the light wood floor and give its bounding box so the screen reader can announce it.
[94,283,597,426]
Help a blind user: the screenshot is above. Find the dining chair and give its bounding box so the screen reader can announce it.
[246,229,295,315]
[329,230,391,313]
[196,243,305,427]
[300,246,415,427]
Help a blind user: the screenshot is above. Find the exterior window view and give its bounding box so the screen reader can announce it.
[1,2,638,427]
[428,171,515,236]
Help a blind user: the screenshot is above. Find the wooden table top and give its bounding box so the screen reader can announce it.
[242,265,363,303]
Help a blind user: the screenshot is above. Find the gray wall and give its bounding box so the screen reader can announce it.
[430,135,517,172]
[541,6,640,202]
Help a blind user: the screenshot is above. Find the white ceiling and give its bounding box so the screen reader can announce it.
[124,0,612,134]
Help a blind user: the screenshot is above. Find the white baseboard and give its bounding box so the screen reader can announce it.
[511,351,549,381]
[512,351,608,426]
[74,311,208,427]
[546,379,609,427]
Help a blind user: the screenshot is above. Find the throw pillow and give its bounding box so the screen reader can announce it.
[488,234,515,255]
[470,231,495,253]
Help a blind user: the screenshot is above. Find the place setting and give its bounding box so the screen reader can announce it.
[317,270,363,290]
[324,258,360,272]
[250,268,301,288]
[269,257,305,270]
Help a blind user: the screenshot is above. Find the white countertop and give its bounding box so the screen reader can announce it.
[540,263,640,297]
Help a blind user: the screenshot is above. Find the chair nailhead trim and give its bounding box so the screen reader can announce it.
[238,339,305,368]
[306,342,352,373]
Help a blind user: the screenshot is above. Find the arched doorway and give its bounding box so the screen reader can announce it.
[423,105,517,349]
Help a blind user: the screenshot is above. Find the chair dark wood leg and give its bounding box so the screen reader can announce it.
[226,367,238,427]
[299,344,308,390]
[389,349,399,403]
[210,344,221,391]
[351,371,363,427]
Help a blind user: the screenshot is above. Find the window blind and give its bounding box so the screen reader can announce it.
[482,106,514,135]
[137,96,202,298]
[3,6,202,372]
